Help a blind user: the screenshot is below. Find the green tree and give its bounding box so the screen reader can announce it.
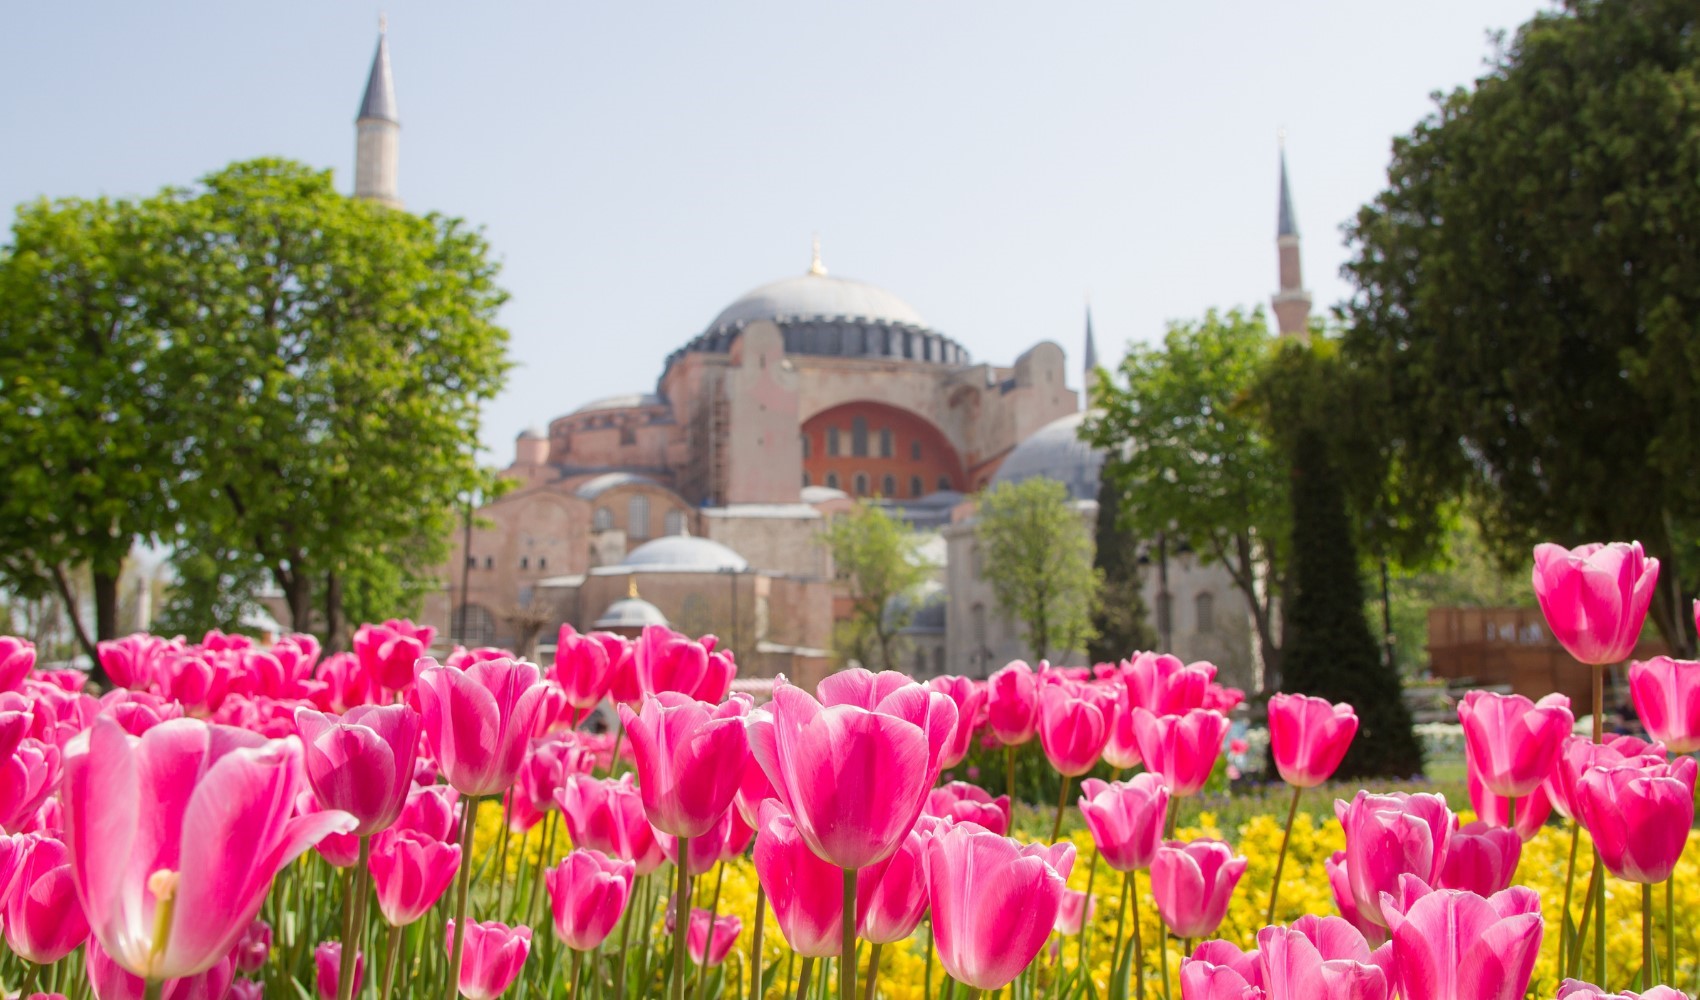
[824,503,929,670]
[1085,307,1289,682]
[977,477,1100,663]
[0,196,178,671]
[1342,0,1700,655]
[159,159,511,646]
[1088,476,1158,663]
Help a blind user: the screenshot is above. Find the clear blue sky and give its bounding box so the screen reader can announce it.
[3,1,1551,458]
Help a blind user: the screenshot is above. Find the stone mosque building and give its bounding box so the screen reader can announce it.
[348,32,1307,690]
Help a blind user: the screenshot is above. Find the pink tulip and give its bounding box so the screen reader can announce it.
[1628,656,1700,754]
[1078,773,1170,872]
[294,704,419,836]
[747,672,957,869]
[1379,876,1543,1000]
[370,829,461,926]
[295,792,361,868]
[63,717,355,980]
[521,735,593,814]
[660,804,755,876]
[97,634,173,692]
[86,940,234,1000]
[1466,766,1552,842]
[1268,694,1358,788]
[1437,821,1520,896]
[1055,889,1096,935]
[1557,979,1692,1000]
[1324,851,1386,946]
[1574,757,1697,883]
[552,625,625,710]
[313,653,374,714]
[353,619,435,693]
[986,661,1040,745]
[1531,542,1659,665]
[686,908,742,966]
[618,693,748,840]
[1150,838,1246,939]
[926,821,1075,991]
[1037,684,1110,777]
[1101,684,1144,771]
[4,835,89,963]
[0,636,34,693]
[416,657,548,797]
[1123,653,1218,716]
[395,784,461,843]
[859,828,929,944]
[229,982,264,1000]
[752,802,849,958]
[636,625,732,702]
[545,848,634,951]
[1180,941,1265,1000]
[927,676,988,769]
[1544,733,1665,821]
[314,942,363,1000]
[734,713,778,827]
[1334,791,1454,929]
[232,920,271,973]
[1255,915,1394,1000]
[0,737,60,833]
[557,773,664,875]
[1130,707,1230,797]
[1458,691,1572,798]
[444,920,531,1000]
[924,781,1011,836]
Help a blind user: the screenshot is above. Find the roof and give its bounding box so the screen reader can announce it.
[593,597,669,630]
[700,504,822,520]
[357,33,398,124]
[991,410,1106,502]
[801,485,851,504]
[575,472,661,500]
[573,393,665,415]
[610,535,749,573]
[710,272,927,330]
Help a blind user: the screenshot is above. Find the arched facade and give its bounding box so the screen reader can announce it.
[800,401,965,498]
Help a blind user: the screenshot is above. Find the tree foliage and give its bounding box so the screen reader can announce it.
[1085,307,1288,681]
[976,477,1099,663]
[824,503,930,670]
[1088,475,1158,664]
[1342,0,1700,654]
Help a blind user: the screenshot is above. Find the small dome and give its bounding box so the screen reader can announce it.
[991,411,1105,502]
[518,426,546,441]
[801,485,850,504]
[710,272,927,331]
[617,535,749,573]
[574,393,664,415]
[594,597,670,630]
[575,472,660,500]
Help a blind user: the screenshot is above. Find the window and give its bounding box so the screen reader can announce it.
[937,475,952,492]
[1157,593,1173,638]
[828,427,841,456]
[664,509,686,536]
[910,476,923,498]
[455,604,496,646]
[852,417,869,457]
[465,555,476,568]
[593,507,613,532]
[879,428,894,458]
[911,440,922,461]
[1196,592,1216,633]
[882,474,896,497]
[914,650,926,675]
[538,557,547,570]
[932,647,944,674]
[853,473,869,496]
[825,472,839,489]
[802,472,811,487]
[520,556,529,569]
[628,495,651,540]
[972,603,987,648]
[800,434,811,458]
[483,556,493,569]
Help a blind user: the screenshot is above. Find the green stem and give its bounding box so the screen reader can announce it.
[1051,775,1071,844]
[1266,785,1302,926]
[1667,876,1676,987]
[1595,844,1607,986]
[672,841,693,1000]
[1107,875,1129,986]
[696,863,727,1000]
[1078,847,1100,985]
[864,941,883,1000]
[380,925,403,1000]
[144,980,163,1000]
[794,956,815,1000]
[1644,883,1655,985]
[1559,818,1580,981]
[842,867,859,1000]
[1159,915,1171,1000]
[1006,745,1017,808]
[528,814,557,924]
[571,949,585,999]
[1569,855,1601,980]
[495,795,514,915]
[445,795,481,1000]
[924,916,935,1000]
[341,836,370,1000]
[613,873,637,1000]
[609,726,626,777]
[784,949,796,1000]
[751,885,767,1000]
[1508,794,1517,832]
[1131,870,1146,1000]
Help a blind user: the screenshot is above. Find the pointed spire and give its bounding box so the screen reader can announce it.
[808,234,827,276]
[1084,302,1099,373]
[358,27,399,124]
[1277,131,1298,238]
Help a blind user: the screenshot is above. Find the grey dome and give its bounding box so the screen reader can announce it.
[888,581,947,634]
[711,273,927,330]
[594,597,669,630]
[991,411,1105,502]
[617,535,749,573]
[575,393,663,414]
[575,472,660,500]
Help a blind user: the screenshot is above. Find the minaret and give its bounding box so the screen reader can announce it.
[1271,136,1311,341]
[354,22,401,209]
[1083,302,1100,407]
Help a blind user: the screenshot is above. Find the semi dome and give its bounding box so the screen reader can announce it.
[594,597,669,630]
[991,411,1105,502]
[617,535,749,573]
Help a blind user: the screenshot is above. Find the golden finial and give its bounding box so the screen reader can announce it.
[627,574,639,599]
[808,234,826,276]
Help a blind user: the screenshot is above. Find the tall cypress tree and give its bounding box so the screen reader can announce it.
[1281,427,1424,779]
[1089,477,1158,663]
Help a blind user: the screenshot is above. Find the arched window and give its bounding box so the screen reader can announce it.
[882,474,896,497]
[483,556,493,569]
[828,427,841,456]
[628,495,651,540]
[520,556,529,569]
[1195,592,1216,633]
[911,440,922,461]
[825,472,839,489]
[853,473,869,496]
[852,417,869,457]
[937,475,952,492]
[800,434,811,458]
[593,507,613,532]
[910,476,923,498]
[802,471,812,488]
[538,557,547,570]
[664,509,687,536]
[455,604,496,646]
[879,428,894,458]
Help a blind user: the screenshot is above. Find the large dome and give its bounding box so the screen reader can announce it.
[991,411,1105,502]
[616,535,749,573]
[666,266,969,371]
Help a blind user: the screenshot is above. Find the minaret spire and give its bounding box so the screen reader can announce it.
[1083,300,1100,407]
[1271,133,1311,341]
[354,24,402,208]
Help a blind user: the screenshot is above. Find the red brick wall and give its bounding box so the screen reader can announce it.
[801,401,965,498]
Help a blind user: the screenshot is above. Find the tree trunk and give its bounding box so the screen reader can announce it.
[1644,524,1694,659]
[282,569,313,636]
[49,564,101,677]
[324,570,345,651]
[89,568,119,685]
